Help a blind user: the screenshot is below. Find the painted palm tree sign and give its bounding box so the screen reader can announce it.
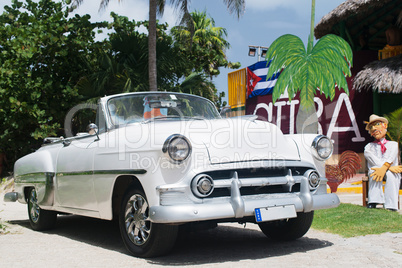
[264,0,353,133]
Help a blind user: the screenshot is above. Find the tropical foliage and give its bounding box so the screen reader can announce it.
[0,0,237,170]
[76,13,189,99]
[384,107,402,160]
[0,0,106,163]
[70,0,245,91]
[171,10,240,78]
[385,107,402,145]
[174,72,216,99]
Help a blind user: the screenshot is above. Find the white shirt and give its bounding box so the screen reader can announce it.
[364,139,400,173]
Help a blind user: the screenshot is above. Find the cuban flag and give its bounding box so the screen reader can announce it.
[247,60,281,98]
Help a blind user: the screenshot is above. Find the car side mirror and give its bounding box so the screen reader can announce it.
[87,123,100,141]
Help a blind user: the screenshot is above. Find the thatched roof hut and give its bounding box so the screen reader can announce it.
[397,10,402,27]
[353,54,402,93]
[315,0,402,94]
[314,0,401,50]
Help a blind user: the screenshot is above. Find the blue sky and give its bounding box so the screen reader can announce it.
[1,0,346,102]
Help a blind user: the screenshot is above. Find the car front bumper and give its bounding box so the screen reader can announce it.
[149,175,340,224]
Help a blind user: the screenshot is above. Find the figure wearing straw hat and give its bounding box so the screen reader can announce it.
[364,114,402,211]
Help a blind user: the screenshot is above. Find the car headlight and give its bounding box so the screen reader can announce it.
[162,134,192,163]
[311,135,333,160]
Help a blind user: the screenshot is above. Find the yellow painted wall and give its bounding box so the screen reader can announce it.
[227,68,246,117]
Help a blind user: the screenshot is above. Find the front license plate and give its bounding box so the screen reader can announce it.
[255,205,297,222]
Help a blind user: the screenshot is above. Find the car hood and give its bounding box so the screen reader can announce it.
[135,116,300,164]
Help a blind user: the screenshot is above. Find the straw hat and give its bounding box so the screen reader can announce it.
[364,114,388,130]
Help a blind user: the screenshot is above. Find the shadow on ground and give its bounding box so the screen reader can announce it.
[9,215,333,265]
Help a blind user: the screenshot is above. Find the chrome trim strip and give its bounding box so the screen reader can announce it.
[15,172,55,183]
[94,170,147,175]
[57,171,93,176]
[210,175,303,189]
[15,172,55,206]
[56,169,147,177]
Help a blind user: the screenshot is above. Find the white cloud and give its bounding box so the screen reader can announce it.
[69,0,177,37]
[70,1,148,22]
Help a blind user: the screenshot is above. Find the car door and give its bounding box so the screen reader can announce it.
[55,135,99,212]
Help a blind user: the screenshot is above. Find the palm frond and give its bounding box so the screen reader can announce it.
[264,33,353,109]
[385,106,402,145]
[223,0,245,18]
[271,57,305,102]
[313,34,353,67]
[265,34,305,79]
[69,0,84,11]
[99,0,111,12]
[157,0,166,16]
[298,62,316,109]
[311,56,350,97]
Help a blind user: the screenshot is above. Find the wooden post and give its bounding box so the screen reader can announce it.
[362,176,368,207]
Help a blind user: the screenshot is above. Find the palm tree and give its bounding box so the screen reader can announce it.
[178,72,217,100]
[70,0,245,91]
[264,0,353,133]
[171,10,233,78]
[76,15,189,99]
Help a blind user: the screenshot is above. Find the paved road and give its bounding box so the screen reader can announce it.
[1,196,401,267]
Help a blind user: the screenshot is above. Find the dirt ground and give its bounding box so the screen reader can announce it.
[0,191,401,268]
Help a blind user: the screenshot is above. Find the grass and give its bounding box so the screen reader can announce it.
[0,177,12,234]
[312,203,402,237]
[0,219,7,234]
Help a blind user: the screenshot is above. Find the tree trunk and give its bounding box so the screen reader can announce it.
[148,0,157,91]
[296,0,318,134]
[296,104,318,134]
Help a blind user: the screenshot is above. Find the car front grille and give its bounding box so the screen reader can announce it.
[195,166,310,198]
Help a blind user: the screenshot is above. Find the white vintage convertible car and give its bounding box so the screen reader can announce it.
[5,92,339,257]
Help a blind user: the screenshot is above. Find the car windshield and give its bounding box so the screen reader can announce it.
[107,93,221,127]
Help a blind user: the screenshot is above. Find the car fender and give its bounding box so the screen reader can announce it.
[285,134,327,177]
[14,145,61,206]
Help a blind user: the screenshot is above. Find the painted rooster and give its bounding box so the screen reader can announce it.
[325,150,362,193]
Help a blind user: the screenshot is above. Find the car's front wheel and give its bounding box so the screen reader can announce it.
[119,187,178,258]
[258,211,314,241]
[27,188,57,231]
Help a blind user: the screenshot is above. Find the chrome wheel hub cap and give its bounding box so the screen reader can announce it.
[124,194,151,246]
[29,190,40,223]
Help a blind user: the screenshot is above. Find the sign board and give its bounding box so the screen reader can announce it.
[246,88,373,154]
